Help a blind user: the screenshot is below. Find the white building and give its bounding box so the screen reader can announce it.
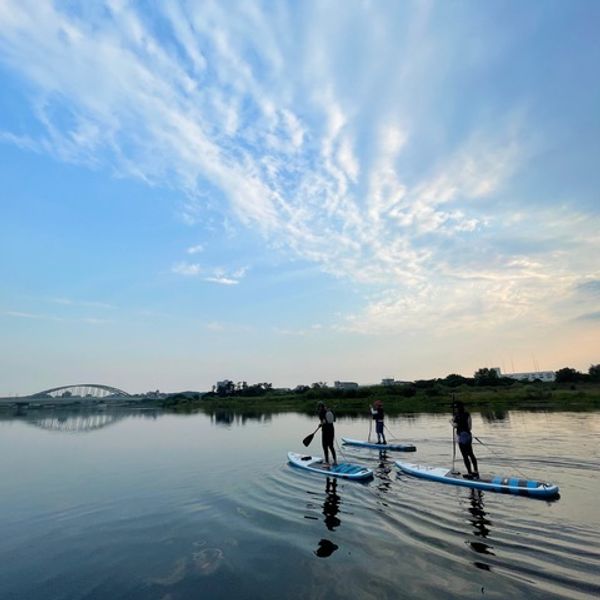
[494,368,555,382]
[381,378,409,386]
[334,381,359,390]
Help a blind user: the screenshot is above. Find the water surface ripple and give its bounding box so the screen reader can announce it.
[0,409,598,599]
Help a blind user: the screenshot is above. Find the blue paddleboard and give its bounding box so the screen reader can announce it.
[288,452,373,481]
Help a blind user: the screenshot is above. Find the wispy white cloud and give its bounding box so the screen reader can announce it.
[2,310,60,320]
[204,276,238,286]
[204,265,248,285]
[172,262,248,285]
[2,310,111,324]
[50,297,115,309]
[0,1,597,335]
[172,262,201,277]
[274,323,327,336]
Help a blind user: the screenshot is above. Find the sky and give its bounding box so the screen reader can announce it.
[0,0,598,395]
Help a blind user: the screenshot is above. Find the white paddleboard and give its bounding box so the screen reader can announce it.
[342,437,416,452]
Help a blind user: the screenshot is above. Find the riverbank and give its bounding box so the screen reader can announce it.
[163,381,600,416]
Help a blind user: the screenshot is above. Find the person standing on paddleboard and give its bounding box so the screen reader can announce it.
[452,401,479,479]
[370,400,387,445]
[317,402,337,466]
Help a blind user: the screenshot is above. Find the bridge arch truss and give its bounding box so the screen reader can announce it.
[31,384,131,399]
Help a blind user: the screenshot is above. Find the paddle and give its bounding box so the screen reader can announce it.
[450,394,459,474]
[472,434,529,479]
[302,425,321,447]
[473,435,490,448]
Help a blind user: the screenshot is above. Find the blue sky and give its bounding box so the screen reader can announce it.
[1,0,598,395]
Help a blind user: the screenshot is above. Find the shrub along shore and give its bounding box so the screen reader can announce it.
[161,380,600,416]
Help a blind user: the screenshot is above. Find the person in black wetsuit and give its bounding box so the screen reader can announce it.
[452,401,479,479]
[317,402,337,466]
[370,399,386,445]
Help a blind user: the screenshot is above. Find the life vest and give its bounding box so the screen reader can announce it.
[454,411,471,434]
[371,406,384,421]
[319,408,335,425]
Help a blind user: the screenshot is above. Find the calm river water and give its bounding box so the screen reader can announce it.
[0,407,599,599]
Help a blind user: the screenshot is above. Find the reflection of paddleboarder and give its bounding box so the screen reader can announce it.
[314,538,338,558]
[370,400,386,445]
[452,401,479,479]
[466,489,494,563]
[315,477,341,558]
[323,477,341,531]
[468,489,492,541]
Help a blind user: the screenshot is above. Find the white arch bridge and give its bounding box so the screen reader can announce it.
[31,384,132,399]
[0,384,139,407]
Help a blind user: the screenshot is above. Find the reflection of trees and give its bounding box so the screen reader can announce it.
[480,410,509,424]
[207,409,273,427]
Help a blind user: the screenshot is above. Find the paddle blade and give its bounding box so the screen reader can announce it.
[302,432,315,447]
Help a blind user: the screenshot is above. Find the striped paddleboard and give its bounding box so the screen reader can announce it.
[395,462,559,499]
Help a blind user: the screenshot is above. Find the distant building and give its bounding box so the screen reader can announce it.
[495,368,555,382]
[334,381,359,390]
[381,378,409,386]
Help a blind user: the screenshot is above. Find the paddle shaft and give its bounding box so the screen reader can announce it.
[384,423,398,439]
[452,425,457,473]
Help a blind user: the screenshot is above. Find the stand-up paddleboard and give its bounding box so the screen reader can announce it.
[288,452,373,481]
[342,437,416,452]
[395,462,559,499]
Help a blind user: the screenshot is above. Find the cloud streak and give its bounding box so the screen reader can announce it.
[172,262,247,285]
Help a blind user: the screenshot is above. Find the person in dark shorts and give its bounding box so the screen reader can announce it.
[370,400,387,445]
[317,402,337,466]
[452,401,479,479]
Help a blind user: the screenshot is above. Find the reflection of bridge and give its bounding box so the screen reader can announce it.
[0,383,138,407]
[29,412,127,433]
[0,406,161,433]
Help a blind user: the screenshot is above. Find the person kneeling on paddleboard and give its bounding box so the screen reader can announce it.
[452,401,479,479]
[317,402,337,466]
[370,400,387,445]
